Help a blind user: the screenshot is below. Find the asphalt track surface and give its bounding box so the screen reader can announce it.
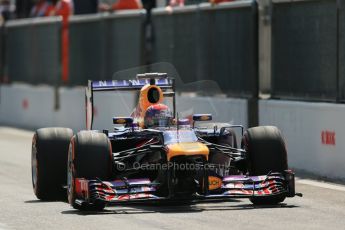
[0,127,345,230]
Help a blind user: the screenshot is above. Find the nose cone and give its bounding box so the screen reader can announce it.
[166,142,209,161]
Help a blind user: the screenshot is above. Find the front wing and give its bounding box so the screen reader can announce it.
[74,171,297,206]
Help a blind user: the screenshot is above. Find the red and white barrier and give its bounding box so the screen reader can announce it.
[0,84,55,129]
[259,100,345,180]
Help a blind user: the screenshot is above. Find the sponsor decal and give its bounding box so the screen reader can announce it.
[209,176,222,190]
[93,79,171,89]
[113,117,133,125]
[225,182,245,189]
[193,114,212,121]
[117,193,152,201]
[81,180,88,192]
[115,119,126,124]
[200,115,210,121]
[321,130,336,146]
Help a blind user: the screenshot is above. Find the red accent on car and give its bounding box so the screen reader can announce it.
[75,178,89,198]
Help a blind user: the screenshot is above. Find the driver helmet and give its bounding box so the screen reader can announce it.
[144,104,173,128]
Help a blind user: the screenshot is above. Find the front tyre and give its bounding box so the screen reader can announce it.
[242,126,288,205]
[67,131,112,211]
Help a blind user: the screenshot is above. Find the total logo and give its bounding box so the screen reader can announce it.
[208,176,222,190]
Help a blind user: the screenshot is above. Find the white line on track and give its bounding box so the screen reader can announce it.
[297,178,345,192]
[0,223,7,230]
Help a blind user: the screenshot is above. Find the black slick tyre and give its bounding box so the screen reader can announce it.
[67,131,112,211]
[32,127,73,200]
[242,126,288,205]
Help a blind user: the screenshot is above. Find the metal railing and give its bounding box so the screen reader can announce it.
[1,0,344,102]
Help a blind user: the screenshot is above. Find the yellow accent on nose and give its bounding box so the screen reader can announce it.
[167,142,209,161]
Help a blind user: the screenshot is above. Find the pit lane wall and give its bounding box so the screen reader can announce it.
[0,84,248,133]
[259,100,345,180]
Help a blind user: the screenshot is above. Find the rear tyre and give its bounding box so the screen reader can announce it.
[242,126,288,205]
[67,131,112,211]
[32,128,73,200]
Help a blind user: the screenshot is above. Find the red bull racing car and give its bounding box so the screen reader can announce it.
[31,73,301,211]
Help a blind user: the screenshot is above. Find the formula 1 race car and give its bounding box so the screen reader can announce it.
[31,73,301,211]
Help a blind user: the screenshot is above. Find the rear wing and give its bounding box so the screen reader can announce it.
[85,73,176,130]
[91,79,173,91]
